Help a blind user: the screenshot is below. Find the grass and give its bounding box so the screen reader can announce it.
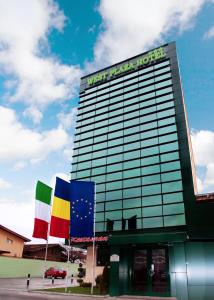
[42,286,101,295]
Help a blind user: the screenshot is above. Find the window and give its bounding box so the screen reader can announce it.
[124,150,141,160]
[154,66,170,75]
[155,79,172,89]
[96,184,105,193]
[107,153,123,164]
[163,203,184,215]
[92,157,106,167]
[142,195,162,207]
[159,133,178,144]
[154,60,169,69]
[106,200,122,211]
[98,220,111,232]
[161,161,181,172]
[142,174,161,185]
[123,159,141,169]
[95,222,104,232]
[108,145,123,155]
[159,141,179,153]
[123,197,141,209]
[161,170,181,182]
[123,186,141,198]
[96,203,104,213]
[142,155,160,167]
[108,138,123,147]
[143,205,162,217]
[141,164,160,175]
[123,177,141,188]
[123,208,141,218]
[143,217,163,228]
[123,168,141,178]
[140,98,156,108]
[107,163,122,173]
[164,214,186,227]
[142,184,161,196]
[124,141,140,152]
[106,171,122,181]
[91,166,106,176]
[163,192,183,204]
[162,180,183,193]
[157,101,174,111]
[6,238,13,244]
[159,125,177,135]
[96,212,105,222]
[105,210,122,220]
[96,193,105,202]
[155,73,171,82]
[141,146,159,157]
[106,190,122,201]
[139,92,155,101]
[106,181,122,190]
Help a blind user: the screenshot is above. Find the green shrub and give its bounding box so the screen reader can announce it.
[95,274,102,287]
[80,282,92,287]
[77,263,85,286]
[99,265,109,295]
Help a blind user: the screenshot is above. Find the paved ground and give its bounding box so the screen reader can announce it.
[0,289,105,300]
[0,277,77,291]
[0,278,177,300]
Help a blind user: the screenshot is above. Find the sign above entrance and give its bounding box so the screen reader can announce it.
[71,236,108,243]
[87,47,166,86]
[110,254,120,262]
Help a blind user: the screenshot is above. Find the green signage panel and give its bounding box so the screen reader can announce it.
[87,47,166,86]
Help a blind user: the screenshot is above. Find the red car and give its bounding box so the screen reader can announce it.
[44,267,67,279]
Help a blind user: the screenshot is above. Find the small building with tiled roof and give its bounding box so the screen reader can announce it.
[0,224,30,258]
[23,243,67,262]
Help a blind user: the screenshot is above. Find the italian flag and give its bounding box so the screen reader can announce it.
[32,181,52,240]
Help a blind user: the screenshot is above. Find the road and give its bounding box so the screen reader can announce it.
[0,289,106,300]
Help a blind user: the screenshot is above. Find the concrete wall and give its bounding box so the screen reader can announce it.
[0,256,78,278]
[85,245,104,284]
[0,228,25,258]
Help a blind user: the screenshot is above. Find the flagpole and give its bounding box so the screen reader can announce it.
[65,232,70,293]
[43,183,54,284]
[91,183,96,295]
[43,222,50,282]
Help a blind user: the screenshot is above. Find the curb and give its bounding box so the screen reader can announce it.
[29,289,109,298]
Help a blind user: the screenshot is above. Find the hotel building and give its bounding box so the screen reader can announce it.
[71,42,214,300]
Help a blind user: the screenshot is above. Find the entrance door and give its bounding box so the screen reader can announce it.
[132,247,169,296]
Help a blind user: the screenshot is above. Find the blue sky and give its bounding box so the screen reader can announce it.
[0,0,214,242]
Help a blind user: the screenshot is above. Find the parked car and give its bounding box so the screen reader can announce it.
[44,267,66,279]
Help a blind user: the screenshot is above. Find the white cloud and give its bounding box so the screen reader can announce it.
[191,130,214,192]
[0,199,33,240]
[57,107,77,130]
[63,147,74,161]
[0,0,81,107]
[204,25,214,39]
[23,106,43,124]
[0,105,69,165]
[0,178,11,189]
[89,0,206,68]
[13,161,27,171]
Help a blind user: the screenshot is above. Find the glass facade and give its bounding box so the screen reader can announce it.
[71,45,187,233]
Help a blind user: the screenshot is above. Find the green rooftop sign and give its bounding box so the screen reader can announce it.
[87,47,166,86]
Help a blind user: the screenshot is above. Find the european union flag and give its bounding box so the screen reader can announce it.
[70,180,95,238]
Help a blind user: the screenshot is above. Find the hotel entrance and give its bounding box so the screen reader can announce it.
[131,247,170,296]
